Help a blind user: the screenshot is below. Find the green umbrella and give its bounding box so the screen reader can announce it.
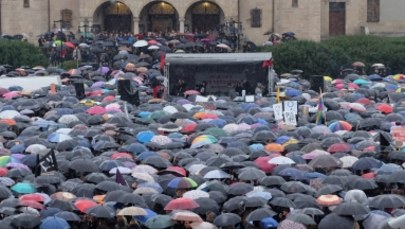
[145,215,174,229]
[203,127,228,138]
[80,32,94,38]
[150,110,167,121]
[53,40,63,46]
[11,182,36,194]
[0,156,11,167]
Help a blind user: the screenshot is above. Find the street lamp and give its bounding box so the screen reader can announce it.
[53,19,65,32]
[77,18,93,39]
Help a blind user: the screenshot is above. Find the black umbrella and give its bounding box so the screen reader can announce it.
[332,202,370,216]
[316,184,343,197]
[55,211,81,221]
[69,158,99,173]
[0,198,20,208]
[369,194,405,209]
[293,196,319,209]
[388,171,405,183]
[270,197,296,208]
[193,197,220,215]
[95,180,125,193]
[143,156,170,169]
[85,172,109,184]
[213,213,241,227]
[11,213,41,228]
[348,178,378,190]
[238,167,266,181]
[0,186,12,199]
[246,207,276,222]
[72,183,95,198]
[260,176,286,187]
[148,194,172,209]
[287,213,317,225]
[351,157,383,171]
[209,191,227,204]
[280,181,315,195]
[48,199,76,211]
[227,182,254,196]
[296,207,324,215]
[318,213,355,229]
[222,196,246,212]
[86,205,115,218]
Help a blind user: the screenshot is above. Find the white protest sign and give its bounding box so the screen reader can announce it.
[245,95,255,103]
[273,103,283,121]
[284,101,298,114]
[195,95,209,102]
[284,111,297,126]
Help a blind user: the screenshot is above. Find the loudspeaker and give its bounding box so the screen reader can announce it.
[117,79,140,106]
[74,82,85,99]
[310,75,325,93]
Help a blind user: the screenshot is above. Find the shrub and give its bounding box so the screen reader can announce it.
[0,40,48,67]
[262,35,405,77]
[262,40,350,78]
[61,60,79,70]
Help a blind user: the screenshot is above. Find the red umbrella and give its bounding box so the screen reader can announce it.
[327,143,351,153]
[255,156,277,173]
[376,103,393,114]
[19,200,45,210]
[181,123,197,134]
[111,152,133,160]
[19,194,45,203]
[148,39,158,45]
[164,198,199,211]
[0,167,8,176]
[64,41,76,49]
[86,106,106,115]
[74,199,98,213]
[355,98,372,106]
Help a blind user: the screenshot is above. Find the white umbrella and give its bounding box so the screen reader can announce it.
[216,43,232,52]
[183,190,209,199]
[339,156,358,168]
[25,144,47,154]
[133,40,148,48]
[0,110,20,119]
[268,156,296,165]
[148,45,160,50]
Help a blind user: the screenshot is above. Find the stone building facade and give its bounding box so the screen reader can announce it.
[0,0,403,44]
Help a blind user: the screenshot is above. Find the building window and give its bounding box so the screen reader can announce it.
[292,0,298,8]
[61,9,73,29]
[367,0,380,22]
[251,8,262,28]
[23,0,30,8]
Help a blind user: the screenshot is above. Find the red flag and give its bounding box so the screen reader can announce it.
[160,53,166,71]
[262,59,273,68]
[115,169,128,187]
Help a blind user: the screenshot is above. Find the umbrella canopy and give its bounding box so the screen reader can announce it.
[40,216,70,229]
[164,198,199,211]
[213,213,241,227]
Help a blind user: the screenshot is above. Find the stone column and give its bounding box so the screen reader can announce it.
[179,17,185,33]
[133,17,140,34]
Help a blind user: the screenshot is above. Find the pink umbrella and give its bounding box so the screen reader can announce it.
[302,150,330,160]
[102,95,116,103]
[184,90,200,96]
[348,83,360,90]
[105,103,122,113]
[348,103,366,112]
[86,106,106,115]
[3,91,21,99]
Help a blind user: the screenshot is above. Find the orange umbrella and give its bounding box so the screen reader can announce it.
[74,199,98,213]
[93,194,106,204]
[316,194,342,206]
[265,143,285,153]
[0,119,16,126]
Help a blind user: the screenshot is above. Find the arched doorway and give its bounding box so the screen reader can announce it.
[93,1,133,33]
[139,1,178,33]
[185,1,224,33]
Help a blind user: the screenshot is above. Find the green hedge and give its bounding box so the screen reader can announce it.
[0,40,49,68]
[262,35,405,77]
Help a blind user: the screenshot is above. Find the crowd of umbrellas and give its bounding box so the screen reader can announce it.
[2,57,405,229]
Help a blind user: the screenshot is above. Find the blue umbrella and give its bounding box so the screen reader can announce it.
[136,131,155,143]
[260,217,278,228]
[48,133,72,143]
[10,144,25,154]
[134,208,157,223]
[285,88,302,97]
[40,216,70,229]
